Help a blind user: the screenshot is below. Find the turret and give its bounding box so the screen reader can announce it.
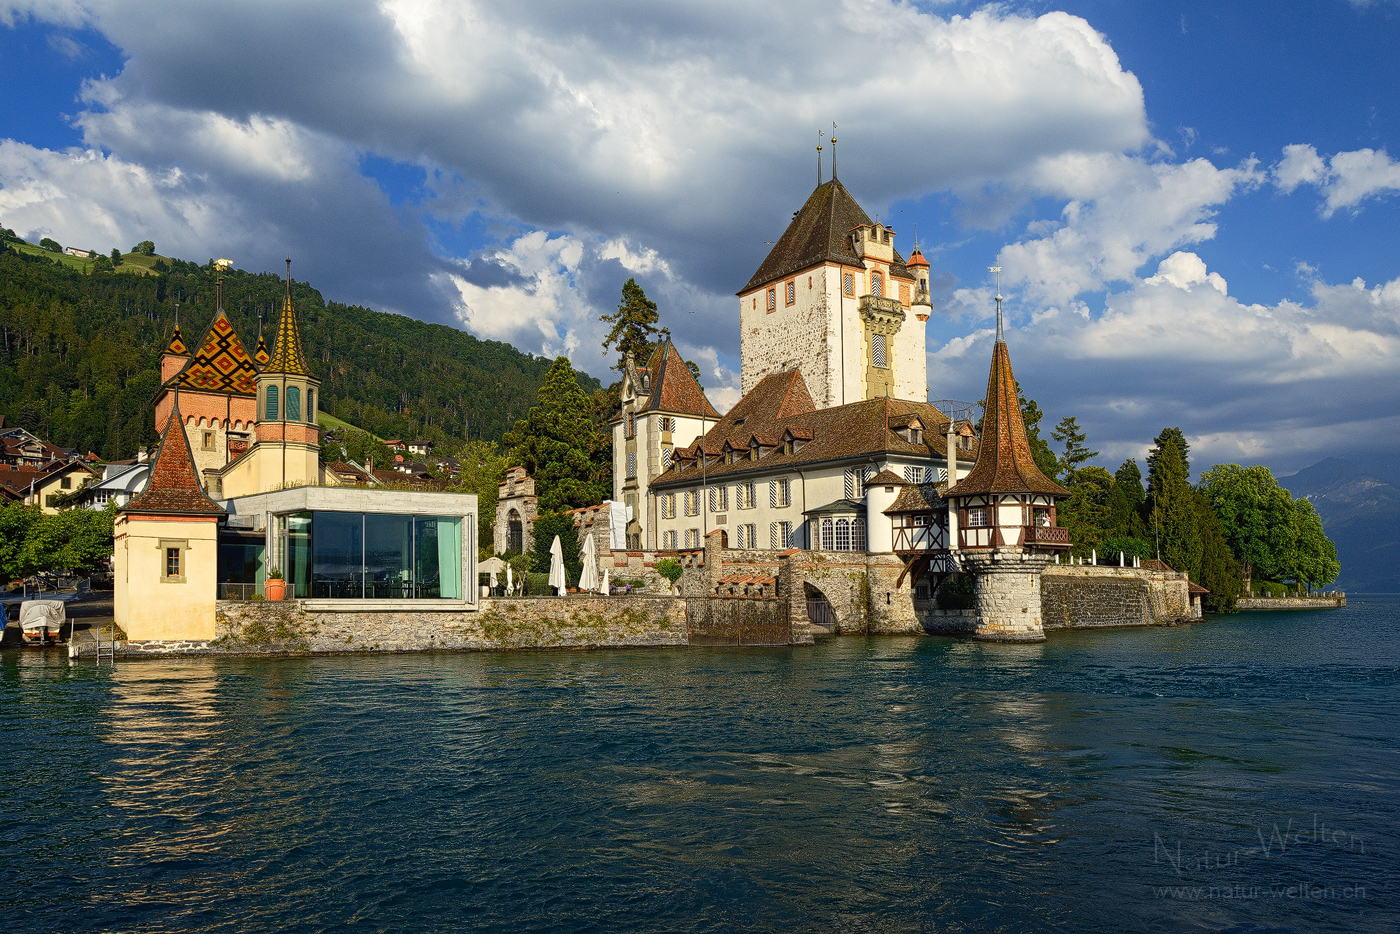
[255,259,320,448]
[906,246,932,323]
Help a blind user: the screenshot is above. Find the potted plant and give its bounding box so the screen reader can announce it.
[264,566,287,602]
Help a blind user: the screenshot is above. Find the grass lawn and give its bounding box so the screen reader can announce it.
[5,238,164,276]
[319,411,381,440]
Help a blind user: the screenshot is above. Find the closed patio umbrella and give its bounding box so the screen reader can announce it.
[548,535,566,595]
[506,562,513,596]
[601,567,610,596]
[579,533,599,593]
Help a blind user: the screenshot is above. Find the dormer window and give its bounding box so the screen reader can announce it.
[724,449,735,466]
[750,441,760,460]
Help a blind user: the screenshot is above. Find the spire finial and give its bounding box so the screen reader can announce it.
[831,122,838,179]
[988,265,1004,343]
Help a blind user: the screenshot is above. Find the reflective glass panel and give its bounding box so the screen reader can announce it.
[312,511,363,598]
[286,512,312,598]
[365,514,413,599]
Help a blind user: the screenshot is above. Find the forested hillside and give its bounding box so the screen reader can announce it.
[0,238,596,459]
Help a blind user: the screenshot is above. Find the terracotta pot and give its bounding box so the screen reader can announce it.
[265,578,287,601]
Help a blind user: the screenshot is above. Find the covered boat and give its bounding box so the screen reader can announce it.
[20,600,66,644]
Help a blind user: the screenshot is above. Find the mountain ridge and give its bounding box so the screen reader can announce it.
[1279,457,1400,592]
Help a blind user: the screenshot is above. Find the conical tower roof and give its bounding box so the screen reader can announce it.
[163,324,189,356]
[124,397,225,516]
[265,259,314,378]
[948,337,1068,498]
[253,332,271,367]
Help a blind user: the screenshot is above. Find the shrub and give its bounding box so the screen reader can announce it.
[40,238,62,253]
[656,558,683,589]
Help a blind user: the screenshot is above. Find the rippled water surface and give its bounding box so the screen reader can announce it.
[3,599,1398,933]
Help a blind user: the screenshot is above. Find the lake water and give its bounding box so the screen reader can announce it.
[2,599,1397,933]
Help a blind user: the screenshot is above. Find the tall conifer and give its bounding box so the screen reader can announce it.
[504,356,609,513]
[1146,427,1202,575]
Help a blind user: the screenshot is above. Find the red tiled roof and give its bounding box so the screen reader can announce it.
[947,340,1068,498]
[643,341,720,419]
[740,179,916,293]
[867,469,906,485]
[123,401,225,517]
[655,370,976,489]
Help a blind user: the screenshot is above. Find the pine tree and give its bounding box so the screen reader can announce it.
[600,278,662,368]
[1051,415,1098,479]
[1106,458,1148,539]
[504,356,609,513]
[1018,389,1061,481]
[1146,427,1202,575]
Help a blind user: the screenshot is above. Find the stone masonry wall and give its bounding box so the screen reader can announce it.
[1041,565,1192,629]
[85,596,689,657]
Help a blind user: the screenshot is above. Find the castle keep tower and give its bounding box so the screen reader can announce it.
[945,287,1070,642]
[738,177,928,409]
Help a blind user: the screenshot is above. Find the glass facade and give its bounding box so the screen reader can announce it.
[283,511,463,600]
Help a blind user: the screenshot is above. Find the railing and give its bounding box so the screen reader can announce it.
[219,583,261,601]
[957,525,1071,550]
[1024,525,1071,548]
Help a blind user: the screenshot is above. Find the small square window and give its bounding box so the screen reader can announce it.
[202,431,216,451]
[159,538,188,582]
[60,477,72,490]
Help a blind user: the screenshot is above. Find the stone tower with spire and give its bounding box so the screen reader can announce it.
[944,284,1071,641]
[737,176,928,409]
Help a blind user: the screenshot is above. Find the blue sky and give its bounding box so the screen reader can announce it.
[2,0,1398,480]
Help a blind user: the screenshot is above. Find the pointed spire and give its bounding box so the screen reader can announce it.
[947,333,1067,499]
[264,258,314,377]
[163,323,189,357]
[123,397,225,516]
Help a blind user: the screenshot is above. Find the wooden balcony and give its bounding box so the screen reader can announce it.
[957,525,1071,550]
[1023,525,1071,548]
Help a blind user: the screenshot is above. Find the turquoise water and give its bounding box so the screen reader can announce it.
[2,599,1397,933]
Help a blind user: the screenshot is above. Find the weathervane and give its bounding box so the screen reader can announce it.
[988,265,1004,343]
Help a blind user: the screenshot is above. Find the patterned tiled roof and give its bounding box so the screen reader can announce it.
[947,339,1068,498]
[265,263,314,377]
[643,341,720,419]
[653,370,977,490]
[164,312,259,396]
[164,325,189,356]
[123,400,225,517]
[253,332,271,367]
[740,178,915,294]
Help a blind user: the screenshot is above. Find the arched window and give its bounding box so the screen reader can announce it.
[307,388,315,421]
[508,509,523,554]
[820,519,834,550]
[835,518,851,551]
[265,385,279,420]
[853,517,867,551]
[286,385,301,421]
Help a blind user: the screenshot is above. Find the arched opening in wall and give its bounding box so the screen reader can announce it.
[508,509,523,554]
[804,582,835,633]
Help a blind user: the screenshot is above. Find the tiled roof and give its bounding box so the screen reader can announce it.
[886,484,943,514]
[164,312,259,396]
[163,325,189,356]
[740,178,916,294]
[265,263,314,377]
[867,469,907,485]
[803,498,866,516]
[253,333,271,367]
[643,341,721,419]
[655,370,976,490]
[123,401,225,517]
[947,340,1068,498]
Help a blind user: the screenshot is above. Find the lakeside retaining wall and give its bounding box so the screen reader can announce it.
[1238,595,1345,610]
[1040,564,1192,629]
[76,596,690,658]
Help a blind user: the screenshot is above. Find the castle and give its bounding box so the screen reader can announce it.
[609,171,1081,640]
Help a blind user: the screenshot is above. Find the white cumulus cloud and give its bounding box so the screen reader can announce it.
[1272,143,1400,216]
